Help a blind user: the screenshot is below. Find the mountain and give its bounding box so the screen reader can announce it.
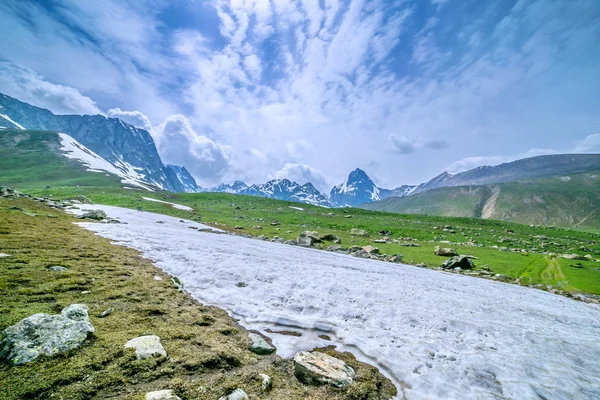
[0,129,154,190]
[0,93,190,192]
[241,179,331,207]
[208,181,248,194]
[165,165,202,193]
[412,154,600,194]
[362,161,600,229]
[329,168,416,207]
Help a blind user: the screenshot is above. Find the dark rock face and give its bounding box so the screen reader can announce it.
[241,179,331,207]
[330,168,415,207]
[0,93,187,192]
[165,164,201,193]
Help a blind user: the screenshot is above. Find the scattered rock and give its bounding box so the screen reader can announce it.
[99,308,114,318]
[350,228,368,237]
[362,245,379,254]
[415,263,427,268]
[124,335,167,360]
[146,390,182,400]
[441,256,475,270]
[435,247,458,257]
[234,226,245,229]
[259,373,272,393]
[47,265,67,271]
[0,304,94,365]
[390,254,403,263]
[379,229,392,236]
[293,351,355,388]
[270,221,281,226]
[297,233,315,247]
[319,234,340,242]
[327,245,344,252]
[248,332,276,355]
[344,215,353,218]
[77,210,107,220]
[75,195,93,204]
[0,253,11,257]
[154,275,163,281]
[218,389,249,400]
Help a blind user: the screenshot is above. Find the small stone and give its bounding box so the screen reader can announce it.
[293,351,355,388]
[99,308,114,318]
[350,228,368,237]
[259,373,272,392]
[362,245,379,254]
[218,389,249,400]
[435,247,458,257]
[124,335,167,360]
[81,290,91,294]
[248,332,276,355]
[48,266,67,271]
[146,389,182,400]
[154,275,163,281]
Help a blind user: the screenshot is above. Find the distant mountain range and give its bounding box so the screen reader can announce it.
[2,93,599,222]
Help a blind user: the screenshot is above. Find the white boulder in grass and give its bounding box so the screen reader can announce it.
[124,335,167,360]
[293,351,355,388]
[146,389,181,400]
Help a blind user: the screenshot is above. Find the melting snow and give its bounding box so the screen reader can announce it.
[141,197,193,211]
[75,205,600,400]
[0,113,25,129]
[58,133,154,191]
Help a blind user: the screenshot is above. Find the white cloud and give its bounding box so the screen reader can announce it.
[153,115,233,185]
[573,134,600,153]
[107,108,152,131]
[0,62,101,115]
[274,163,330,193]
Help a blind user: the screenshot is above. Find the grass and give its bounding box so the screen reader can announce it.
[0,197,395,400]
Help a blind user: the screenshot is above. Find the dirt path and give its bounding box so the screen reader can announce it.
[542,258,567,285]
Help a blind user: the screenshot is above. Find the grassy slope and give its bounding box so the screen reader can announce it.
[0,130,123,190]
[0,197,395,400]
[363,171,600,230]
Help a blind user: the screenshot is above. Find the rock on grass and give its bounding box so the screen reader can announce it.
[293,351,355,388]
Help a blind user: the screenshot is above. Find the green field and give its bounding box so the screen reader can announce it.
[1,129,600,296]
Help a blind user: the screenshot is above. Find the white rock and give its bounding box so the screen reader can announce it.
[124,335,167,360]
[146,389,181,400]
[0,253,11,257]
[259,373,272,392]
[294,351,355,388]
[218,389,248,400]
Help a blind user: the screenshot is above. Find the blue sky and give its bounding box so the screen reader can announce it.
[0,0,599,191]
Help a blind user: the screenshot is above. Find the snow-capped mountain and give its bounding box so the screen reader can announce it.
[330,168,415,207]
[0,93,192,192]
[165,165,202,193]
[242,179,331,207]
[207,180,248,194]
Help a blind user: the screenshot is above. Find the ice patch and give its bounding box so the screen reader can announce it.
[76,205,600,400]
[0,113,25,129]
[58,133,154,191]
[288,206,305,211]
[141,197,193,211]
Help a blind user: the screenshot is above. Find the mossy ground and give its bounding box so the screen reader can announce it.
[0,197,395,400]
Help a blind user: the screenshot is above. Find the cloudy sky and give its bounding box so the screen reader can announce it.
[0,0,599,191]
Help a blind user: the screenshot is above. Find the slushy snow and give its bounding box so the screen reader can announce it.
[75,205,600,400]
[142,197,193,211]
[58,133,153,190]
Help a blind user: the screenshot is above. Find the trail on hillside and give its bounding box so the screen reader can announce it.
[76,205,600,400]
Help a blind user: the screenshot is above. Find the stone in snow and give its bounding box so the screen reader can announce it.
[124,335,167,360]
[146,390,182,400]
[77,209,107,220]
[248,332,276,355]
[218,389,249,400]
[294,351,355,388]
[0,304,94,366]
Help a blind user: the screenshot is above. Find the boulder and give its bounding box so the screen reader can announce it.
[76,195,93,204]
[297,233,314,247]
[248,332,275,355]
[77,210,107,220]
[124,335,167,360]
[390,254,403,263]
[293,351,355,388]
[362,245,379,254]
[146,390,182,400]
[0,304,94,365]
[319,234,340,242]
[441,256,475,270]
[350,228,369,237]
[218,389,249,400]
[327,245,344,252]
[435,247,458,257]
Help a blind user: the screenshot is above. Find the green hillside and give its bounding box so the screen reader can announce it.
[363,171,600,230]
[0,129,121,190]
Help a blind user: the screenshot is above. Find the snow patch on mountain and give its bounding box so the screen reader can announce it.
[58,133,154,190]
[330,168,415,207]
[141,197,193,211]
[165,164,201,193]
[0,113,25,129]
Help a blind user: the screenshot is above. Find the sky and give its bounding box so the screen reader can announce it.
[0,0,599,192]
